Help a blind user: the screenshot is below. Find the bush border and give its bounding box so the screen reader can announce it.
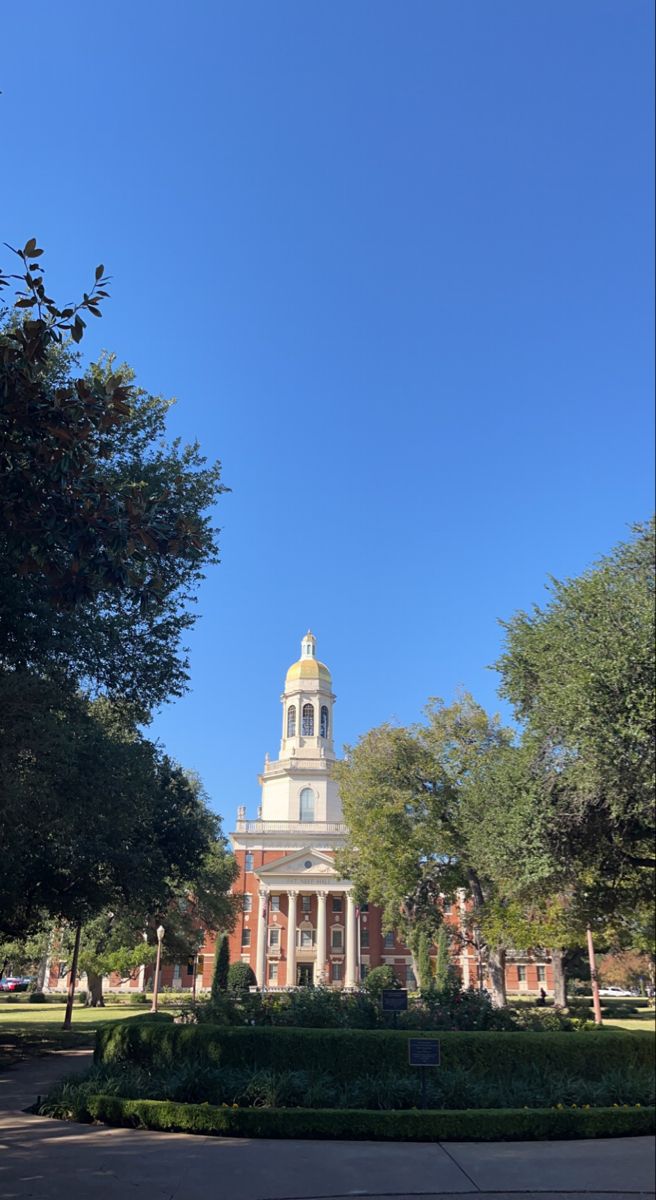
[85,1095,655,1141]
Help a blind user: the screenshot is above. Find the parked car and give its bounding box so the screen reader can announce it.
[598,986,635,997]
[0,977,29,992]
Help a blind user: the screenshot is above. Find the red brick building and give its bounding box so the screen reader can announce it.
[45,632,552,997]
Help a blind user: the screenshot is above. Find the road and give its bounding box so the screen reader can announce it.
[0,1052,653,1200]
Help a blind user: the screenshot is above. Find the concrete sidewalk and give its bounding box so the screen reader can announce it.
[0,1052,653,1200]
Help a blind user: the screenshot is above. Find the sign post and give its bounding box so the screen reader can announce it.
[381,988,407,1028]
[408,1038,440,1109]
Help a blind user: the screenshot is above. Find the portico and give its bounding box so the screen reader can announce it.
[253,850,359,988]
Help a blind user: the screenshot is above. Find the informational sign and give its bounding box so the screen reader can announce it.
[381,988,408,1012]
[408,1038,441,1067]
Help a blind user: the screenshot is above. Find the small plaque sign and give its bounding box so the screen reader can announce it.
[381,988,408,1012]
[408,1038,441,1067]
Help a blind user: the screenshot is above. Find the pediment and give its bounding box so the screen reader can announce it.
[255,847,340,879]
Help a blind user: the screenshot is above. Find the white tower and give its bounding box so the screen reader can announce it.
[258,632,343,824]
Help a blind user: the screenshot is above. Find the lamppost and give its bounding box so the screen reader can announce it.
[151,925,165,1013]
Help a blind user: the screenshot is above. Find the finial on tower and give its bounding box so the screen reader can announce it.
[301,630,316,659]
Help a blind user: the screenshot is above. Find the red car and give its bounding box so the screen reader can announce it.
[0,977,29,992]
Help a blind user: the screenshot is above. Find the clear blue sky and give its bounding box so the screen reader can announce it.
[3,2,654,828]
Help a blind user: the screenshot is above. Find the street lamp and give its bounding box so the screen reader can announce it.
[151,924,165,1014]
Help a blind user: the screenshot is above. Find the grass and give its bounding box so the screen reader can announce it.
[0,1002,157,1062]
[602,1010,656,1034]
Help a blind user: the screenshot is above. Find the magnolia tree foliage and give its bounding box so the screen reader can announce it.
[0,242,235,965]
[0,241,227,707]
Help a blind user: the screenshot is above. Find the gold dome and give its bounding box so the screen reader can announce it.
[285,658,332,684]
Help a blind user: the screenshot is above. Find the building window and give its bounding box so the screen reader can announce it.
[332,896,342,913]
[331,962,342,982]
[361,927,369,949]
[197,955,204,976]
[299,928,314,948]
[269,927,280,947]
[244,852,254,873]
[242,894,252,912]
[302,704,314,736]
[360,963,368,981]
[331,927,343,950]
[517,965,527,983]
[287,705,296,737]
[186,958,195,976]
[270,895,280,912]
[241,928,251,948]
[268,961,279,983]
[320,705,329,738]
[299,788,315,822]
[537,965,546,983]
[442,898,453,915]
[173,962,181,980]
[360,903,369,913]
[384,931,395,949]
[301,895,312,914]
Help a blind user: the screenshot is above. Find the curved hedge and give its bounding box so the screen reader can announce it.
[95,1023,654,1081]
[86,1094,655,1141]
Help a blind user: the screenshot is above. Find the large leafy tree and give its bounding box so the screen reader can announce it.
[0,674,235,944]
[495,521,655,919]
[1,241,226,706]
[336,696,515,1004]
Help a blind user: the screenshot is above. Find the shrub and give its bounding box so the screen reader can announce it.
[95,1023,655,1084]
[227,962,257,993]
[362,966,399,998]
[212,936,230,1000]
[28,991,47,1004]
[77,991,88,1006]
[84,1094,656,1140]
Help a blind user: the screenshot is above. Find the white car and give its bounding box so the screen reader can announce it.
[598,986,634,997]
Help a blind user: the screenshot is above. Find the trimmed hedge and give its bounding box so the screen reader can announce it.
[86,1094,655,1141]
[95,1023,654,1081]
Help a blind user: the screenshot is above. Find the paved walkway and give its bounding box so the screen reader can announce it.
[0,1052,653,1200]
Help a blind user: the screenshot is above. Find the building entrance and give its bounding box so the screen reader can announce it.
[297,964,314,987]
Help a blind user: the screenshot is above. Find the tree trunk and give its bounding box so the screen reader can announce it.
[551,948,567,1007]
[85,969,105,1007]
[487,946,507,1007]
[61,922,81,1030]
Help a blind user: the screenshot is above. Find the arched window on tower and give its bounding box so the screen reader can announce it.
[320,705,329,738]
[287,705,296,737]
[302,703,314,736]
[299,788,315,822]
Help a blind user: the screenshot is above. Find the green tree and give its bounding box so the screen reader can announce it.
[1,242,226,707]
[212,935,230,999]
[336,697,514,1004]
[417,933,433,991]
[434,924,451,991]
[496,520,655,890]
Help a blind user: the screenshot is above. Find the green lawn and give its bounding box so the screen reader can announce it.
[602,1010,656,1034]
[0,1001,159,1063]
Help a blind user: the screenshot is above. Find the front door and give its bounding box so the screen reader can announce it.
[297,963,314,987]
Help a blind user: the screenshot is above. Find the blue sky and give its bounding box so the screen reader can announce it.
[2,2,654,828]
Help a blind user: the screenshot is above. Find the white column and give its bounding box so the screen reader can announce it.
[286,890,298,988]
[255,888,268,987]
[316,891,327,985]
[345,891,358,988]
